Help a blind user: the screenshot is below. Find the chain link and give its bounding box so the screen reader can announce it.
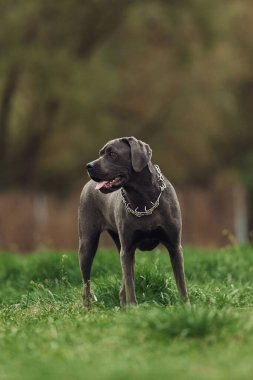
[121,165,166,217]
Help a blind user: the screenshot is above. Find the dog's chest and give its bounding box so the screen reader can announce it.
[133,227,165,251]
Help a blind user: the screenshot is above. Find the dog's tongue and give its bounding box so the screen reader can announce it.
[95,181,108,190]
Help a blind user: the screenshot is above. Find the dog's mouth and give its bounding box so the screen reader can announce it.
[94,176,124,192]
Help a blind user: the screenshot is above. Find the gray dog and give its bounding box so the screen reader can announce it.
[78,137,188,307]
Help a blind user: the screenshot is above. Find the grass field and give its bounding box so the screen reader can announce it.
[1,245,253,380]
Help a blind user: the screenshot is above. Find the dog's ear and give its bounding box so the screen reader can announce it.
[124,137,152,172]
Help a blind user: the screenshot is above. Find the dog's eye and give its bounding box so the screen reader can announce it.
[109,151,117,159]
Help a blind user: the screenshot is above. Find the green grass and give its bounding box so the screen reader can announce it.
[1,245,253,380]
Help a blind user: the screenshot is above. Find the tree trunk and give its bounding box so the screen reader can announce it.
[0,65,20,171]
[13,99,59,187]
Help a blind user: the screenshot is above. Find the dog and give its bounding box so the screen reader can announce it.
[78,137,188,307]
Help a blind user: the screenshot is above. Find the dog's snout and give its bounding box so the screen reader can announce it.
[86,162,94,172]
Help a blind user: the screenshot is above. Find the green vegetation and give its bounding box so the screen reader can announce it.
[1,246,253,379]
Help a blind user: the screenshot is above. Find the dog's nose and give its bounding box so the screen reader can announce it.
[86,162,94,172]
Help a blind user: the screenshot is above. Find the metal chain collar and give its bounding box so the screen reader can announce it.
[120,165,166,217]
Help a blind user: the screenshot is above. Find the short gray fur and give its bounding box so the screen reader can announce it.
[78,136,189,307]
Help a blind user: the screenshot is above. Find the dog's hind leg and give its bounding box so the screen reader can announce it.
[165,242,189,302]
[107,230,126,306]
[79,230,100,309]
[120,246,137,306]
[108,230,121,251]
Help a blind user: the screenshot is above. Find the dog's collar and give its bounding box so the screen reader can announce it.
[120,165,166,217]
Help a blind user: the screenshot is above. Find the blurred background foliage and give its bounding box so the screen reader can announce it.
[0,0,252,212]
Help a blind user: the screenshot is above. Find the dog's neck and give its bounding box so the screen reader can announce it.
[122,164,162,210]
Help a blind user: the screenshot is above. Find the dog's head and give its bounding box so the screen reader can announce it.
[86,137,152,193]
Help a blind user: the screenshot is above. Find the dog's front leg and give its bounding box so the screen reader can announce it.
[120,247,137,306]
[79,232,100,309]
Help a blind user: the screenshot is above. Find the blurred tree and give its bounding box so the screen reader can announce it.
[219,0,253,228]
[110,1,241,185]
[0,0,252,225]
[0,0,134,190]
